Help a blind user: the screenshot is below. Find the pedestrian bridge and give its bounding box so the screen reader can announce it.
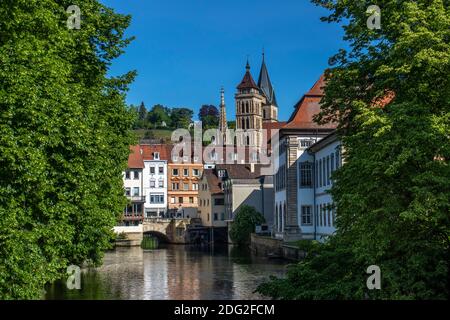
[114,218,192,244]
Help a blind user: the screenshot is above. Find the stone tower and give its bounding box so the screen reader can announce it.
[258,52,278,122]
[218,87,228,144]
[235,60,265,148]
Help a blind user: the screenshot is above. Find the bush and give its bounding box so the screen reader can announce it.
[229,205,265,247]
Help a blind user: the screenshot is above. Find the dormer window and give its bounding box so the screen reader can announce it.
[218,170,226,178]
[154,152,160,160]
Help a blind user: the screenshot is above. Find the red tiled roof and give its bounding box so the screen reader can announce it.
[127,145,145,169]
[283,74,337,130]
[140,144,172,161]
[237,70,259,90]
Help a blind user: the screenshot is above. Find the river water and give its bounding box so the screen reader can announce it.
[45,245,289,300]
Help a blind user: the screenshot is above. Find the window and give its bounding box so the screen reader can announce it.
[193,169,200,176]
[178,197,183,204]
[183,183,189,191]
[220,212,225,221]
[150,166,155,174]
[319,204,323,226]
[315,161,318,187]
[150,194,164,204]
[326,156,330,186]
[300,139,314,148]
[154,152,160,160]
[159,166,164,174]
[299,162,313,187]
[207,213,210,222]
[158,180,164,188]
[150,180,156,188]
[327,204,331,227]
[192,183,199,191]
[134,170,139,180]
[336,149,340,169]
[214,213,218,221]
[172,168,179,176]
[183,168,189,176]
[189,197,194,204]
[301,206,312,225]
[132,187,139,196]
[125,171,130,179]
[125,188,131,196]
[214,198,224,206]
[322,158,326,187]
[323,206,327,227]
[218,170,226,178]
[331,153,335,174]
[319,160,322,187]
[171,197,176,204]
[172,183,179,190]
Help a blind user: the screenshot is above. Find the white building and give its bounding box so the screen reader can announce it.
[122,145,146,226]
[297,132,341,240]
[140,144,171,218]
[273,74,337,241]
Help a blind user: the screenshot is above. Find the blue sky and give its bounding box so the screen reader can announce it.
[101,0,347,122]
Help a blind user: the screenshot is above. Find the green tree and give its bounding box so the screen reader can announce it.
[258,0,449,299]
[0,0,135,299]
[198,105,219,130]
[229,205,265,246]
[137,102,148,128]
[170,108,193,129]
[147,104,171,128]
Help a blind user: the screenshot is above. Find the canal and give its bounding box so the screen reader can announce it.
[45,245,289,300]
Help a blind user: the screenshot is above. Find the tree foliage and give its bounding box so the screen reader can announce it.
[170,107,194,129]
[199,105,219,130]
[0,0,135,299]
[229,205,265,246]
[258,0,450,299]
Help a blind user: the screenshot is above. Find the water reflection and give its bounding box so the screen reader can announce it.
[46,245,288,300]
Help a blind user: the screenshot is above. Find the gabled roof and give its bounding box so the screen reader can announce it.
[237,62,259,90]
[203,169,224,195]
[127,145,145,169]
[283,74,337,130]
[257,56,277,106]
[140,144,172,161]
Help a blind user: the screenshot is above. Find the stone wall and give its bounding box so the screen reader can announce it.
[250,234,283,257]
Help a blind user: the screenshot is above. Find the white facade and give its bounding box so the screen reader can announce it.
[143,159,168,218]
[298,134,341,241]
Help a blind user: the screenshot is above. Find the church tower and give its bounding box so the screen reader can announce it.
[218,86,228,144]
[258,52,278,122]
[235,60,265,148]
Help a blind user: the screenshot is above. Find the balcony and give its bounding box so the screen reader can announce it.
[126,195,146,202]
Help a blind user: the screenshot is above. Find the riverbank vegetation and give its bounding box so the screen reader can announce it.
[258,0,449,299]
[0,0,135,299]
[229,205,265,247]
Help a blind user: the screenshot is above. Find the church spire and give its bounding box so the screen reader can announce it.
[257,51,277,106]
[219,87,227,141]
[237,59,258,90]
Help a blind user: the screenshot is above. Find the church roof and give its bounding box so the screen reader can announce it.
[237,61,259,90]
[257,55,277,106]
